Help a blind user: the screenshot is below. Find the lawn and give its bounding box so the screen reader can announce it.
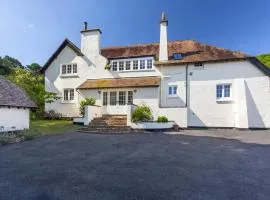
[29,120,81,135]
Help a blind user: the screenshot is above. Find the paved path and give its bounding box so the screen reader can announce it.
[1,130,270,200]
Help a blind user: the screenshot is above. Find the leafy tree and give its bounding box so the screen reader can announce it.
[257,53,270,68]
[6,68,60,119]
[0,55,24,75]
[26,63,42,73]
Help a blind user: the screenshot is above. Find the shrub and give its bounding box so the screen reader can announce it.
[131,105,153,123]
[80,97,96,116]
[0,136,10,145]
[18,130,37,140]
[44,110,63,120]
[157,116,169,123]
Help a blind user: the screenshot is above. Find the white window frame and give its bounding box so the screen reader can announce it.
[216,84,232,101]
[62,88,75,103]
[110,57,154,72]
[61,63,78,77]
[168,85,178,97]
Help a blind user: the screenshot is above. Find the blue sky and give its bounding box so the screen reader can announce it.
[0,0,269,65]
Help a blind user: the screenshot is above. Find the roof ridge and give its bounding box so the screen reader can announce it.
[101,39,194,50]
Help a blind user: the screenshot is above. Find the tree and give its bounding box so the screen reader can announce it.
[6,68,60,119]
[26,63,42,73]
[257,53,270,68]
[0,55,24,75]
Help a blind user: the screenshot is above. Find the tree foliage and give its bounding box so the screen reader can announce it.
[26,63,42,73]
[257,53,270,68]
[79,97,96,116]
[0,56,24,75]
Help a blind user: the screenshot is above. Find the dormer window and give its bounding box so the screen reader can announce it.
[173,53,183,60]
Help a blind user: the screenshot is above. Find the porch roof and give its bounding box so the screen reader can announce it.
[77,76,161,90]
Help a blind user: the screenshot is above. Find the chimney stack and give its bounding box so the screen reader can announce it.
[159,12,168,61]
[80,22,102,62]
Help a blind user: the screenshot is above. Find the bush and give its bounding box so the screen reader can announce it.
[131,105,153,123]
[157,116,169,123]
[18,130,37,140]
[43,110,63,120]
[0,136,10,145]
[80,97,96,116]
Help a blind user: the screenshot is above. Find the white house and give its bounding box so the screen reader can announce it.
[0,76,36,132]
[41,13,270,129]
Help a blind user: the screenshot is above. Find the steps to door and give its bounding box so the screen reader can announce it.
[79,115,132,134]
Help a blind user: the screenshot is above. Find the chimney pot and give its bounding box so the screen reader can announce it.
[84,21,88,30]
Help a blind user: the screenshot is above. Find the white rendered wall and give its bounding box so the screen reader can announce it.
[0,107,30,131]
[159,22,168,61]
[187,61,270,128]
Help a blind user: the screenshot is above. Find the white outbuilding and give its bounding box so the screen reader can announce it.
[0,76,36,132]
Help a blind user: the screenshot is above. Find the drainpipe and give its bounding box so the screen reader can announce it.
[185,64,189,108]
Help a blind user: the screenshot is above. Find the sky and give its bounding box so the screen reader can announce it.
[0,0,270,66]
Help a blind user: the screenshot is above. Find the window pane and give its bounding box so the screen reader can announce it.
[62,65,66,74]
[173,86,177,95]
[73,64,77,74]
[119,91,126,105]
[133,60,138,70]
[125,61,131,70]
[147,59,152,69]
[216,85,223,98]
[169,87,172,95]
[140,60,145,69]
[70,89,74,100]
[103,92,108,106]
[128,91,133,104]
[224,85,230,97]
[67,64,72,74]
[110,92,117,105]
[64,89,69,100]
[119,61,124,71]
[112,62,117,71]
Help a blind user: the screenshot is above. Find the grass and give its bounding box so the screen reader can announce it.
[29,120,81,136]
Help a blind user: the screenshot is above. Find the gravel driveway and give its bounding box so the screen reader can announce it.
[1,130,270,200]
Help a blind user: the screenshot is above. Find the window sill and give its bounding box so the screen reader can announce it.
[168,96,178,99]
[216,98,233,103]
[60,74,79,78]
[61,101,76,104]
[111,69,155,73]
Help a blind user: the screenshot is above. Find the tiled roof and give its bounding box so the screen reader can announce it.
[77,76,161,89]
[0,76,36,108]
[101,40,249,63]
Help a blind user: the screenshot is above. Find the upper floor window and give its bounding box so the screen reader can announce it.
[140,60,145,69]
[110,58,154,72]
[63,89,74,101]
[216,84,231,100]
[119,61,124,71]
[173,53,183,60]
[133,60,138,70]
[61,63,77,75]
[168,85,178,97]
[112,62,117,71]
[147,59,153,69]
[125,61,131,70]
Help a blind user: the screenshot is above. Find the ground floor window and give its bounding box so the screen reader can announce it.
[168,85,177,97]
[103,90,133,106]
[63,89,74,101]
[216,84,231,100]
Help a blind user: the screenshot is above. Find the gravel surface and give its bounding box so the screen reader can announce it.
[1,130,270,200]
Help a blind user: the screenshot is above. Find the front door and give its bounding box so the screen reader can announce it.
[102,90,133,115]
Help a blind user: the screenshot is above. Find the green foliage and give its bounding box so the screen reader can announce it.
[6,68,60,118]
[44,110,63,120]
[157,116,169,123]
[26,63,42,73]
[19,130,37,140]
[0,136,10,145]
[131,105,153,123]
[80,97,96,115]
[0,55,24,75]
[257,53,270,68]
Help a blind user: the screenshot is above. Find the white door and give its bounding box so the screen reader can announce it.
[102,91,133,115]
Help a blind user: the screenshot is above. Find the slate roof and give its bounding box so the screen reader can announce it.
[77,76,161,89]
[0,76,36,108]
